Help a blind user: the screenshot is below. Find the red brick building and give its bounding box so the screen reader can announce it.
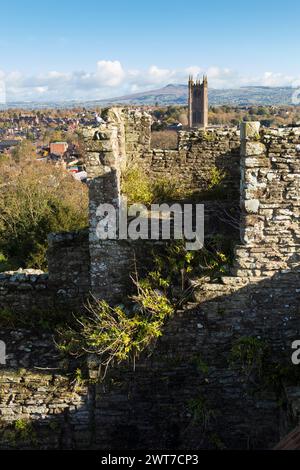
[50,142,68,157]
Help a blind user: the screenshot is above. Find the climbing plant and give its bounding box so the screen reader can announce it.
[57,277,174,379]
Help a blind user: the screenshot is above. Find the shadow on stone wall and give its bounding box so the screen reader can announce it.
[0,260,299,450]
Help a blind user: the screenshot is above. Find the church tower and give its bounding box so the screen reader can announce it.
[188,75,208,128]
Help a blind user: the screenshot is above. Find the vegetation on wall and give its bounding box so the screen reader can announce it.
[188,394,217,429]
[57,277,174,378]
[122,161,232,207]
[1,419,37,447]
[229,335,300,402]
[189,166,229,201]
[56,234,234,378]
[152,236,234,292]
[121,166,154,206]
[121,165,187,205]
[229,336,267,381]
[207,167,227,190]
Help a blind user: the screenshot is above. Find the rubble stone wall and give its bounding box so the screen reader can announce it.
[0,269,299,450]
[83,109,241,302]
[234,122,300,277]
[0,117,299,450]
[142,128,241,196]
[0,230,90,313]
[82,108,135,302]
[47,229,90,304]
[0,328,91,449]
[0,270,52,314]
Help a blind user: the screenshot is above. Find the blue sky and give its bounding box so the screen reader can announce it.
[1,0,300,101]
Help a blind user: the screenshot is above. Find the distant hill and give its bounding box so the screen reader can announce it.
[3,84,298,109]
[99,84,297,106]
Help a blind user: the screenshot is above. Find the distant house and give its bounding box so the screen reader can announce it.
[0,140,20,152]
[167,122,183,131]
[49,142,68,157]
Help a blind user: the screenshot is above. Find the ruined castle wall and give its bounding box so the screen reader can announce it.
[89,274,300,450]
[0,230,91,314]
[138,128,241,197]
[0,120,300,449]
[0,270,299,450]
[47,229,90,302]
[83,108,136,303]
[124,108,152,159]
[0,271,52,314]
[0,328,90,449]
[83,110,242,302]
[101,108,240,198]
[234,122,300,277]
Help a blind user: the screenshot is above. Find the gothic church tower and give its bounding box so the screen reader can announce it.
[188,75,208,128]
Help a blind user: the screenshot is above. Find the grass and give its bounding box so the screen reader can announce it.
[121,166,187,206]
[151,130,178,150]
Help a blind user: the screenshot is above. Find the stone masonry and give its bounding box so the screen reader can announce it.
[0,108,241,309]
[82,108,136,303]
[0,115,299,449]
[0,230,90,313]
[234,121,300,277]
[141,127,240,196]
[82,108,240,302]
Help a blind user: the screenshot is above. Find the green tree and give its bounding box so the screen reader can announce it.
[0,157,88,270]
[11,140,36,163]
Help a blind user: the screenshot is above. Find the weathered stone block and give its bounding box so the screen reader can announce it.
[244,199,260,214]
[240,121,260,140]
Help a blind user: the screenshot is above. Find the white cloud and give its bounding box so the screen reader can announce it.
[185,66,203,77]
[259,72,297,87]
[148,65,175,82]
[96,60,125,87]
[1,60,300,102]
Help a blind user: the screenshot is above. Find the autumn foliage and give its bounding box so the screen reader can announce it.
[0,149,88,270]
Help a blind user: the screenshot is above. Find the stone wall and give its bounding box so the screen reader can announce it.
[0,269,299,449]
[47,229,90,305]
[0,230,91,314]
[141,128,241,197]
[89,274,300,450]
[124,108,152,158]
[0,117,299,449]
[83,108,241,302]
[87,108,241,198]
[0,270,52,314]
[0,328,91,449]
[82,108,136,303]
[234,122,300,277]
